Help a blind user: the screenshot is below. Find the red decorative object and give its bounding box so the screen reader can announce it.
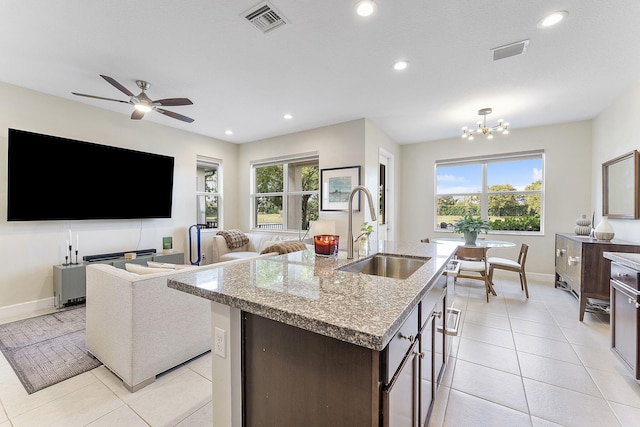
[314,235,339,256]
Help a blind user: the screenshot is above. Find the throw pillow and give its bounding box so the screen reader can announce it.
[217,230,250,249]
[125,263,174,275]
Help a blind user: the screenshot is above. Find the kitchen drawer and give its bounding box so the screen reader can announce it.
[385,304,419,382]
[612,262,640,292]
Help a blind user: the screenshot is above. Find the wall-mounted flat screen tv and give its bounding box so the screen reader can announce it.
[7,129,174,221]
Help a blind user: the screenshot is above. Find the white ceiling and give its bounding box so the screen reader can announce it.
[1,0,639,144]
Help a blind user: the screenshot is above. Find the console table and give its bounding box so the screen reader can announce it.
[53,251,184,308]
[555,233,640,320]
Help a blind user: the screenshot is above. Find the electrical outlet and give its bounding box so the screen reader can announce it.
[214,327,226,358]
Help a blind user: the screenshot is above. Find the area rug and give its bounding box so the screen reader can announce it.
[0,305,101,394]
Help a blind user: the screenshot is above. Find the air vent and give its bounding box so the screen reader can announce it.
[491,39,530,61]
[243,2,288,34]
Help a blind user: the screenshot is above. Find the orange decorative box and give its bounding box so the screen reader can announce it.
[314,235,339,256]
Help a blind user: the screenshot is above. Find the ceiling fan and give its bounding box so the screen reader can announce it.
[72,74,194,123]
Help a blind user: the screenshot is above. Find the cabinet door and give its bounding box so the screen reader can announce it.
[555,234,568,277]
[419,315,434,426]
[385,341,419,427]
[565,239,582,287]
[433,293,446,386]
[611,281,639,378]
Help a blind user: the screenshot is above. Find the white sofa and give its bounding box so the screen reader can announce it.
[85,254,274,392]
[211,231,294,263]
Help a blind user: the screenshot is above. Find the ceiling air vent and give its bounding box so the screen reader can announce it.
[243,2,288,34]
[491,39,530,61]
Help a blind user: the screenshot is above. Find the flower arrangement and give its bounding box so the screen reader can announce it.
[360,221,374,237]
[453,214,491,234]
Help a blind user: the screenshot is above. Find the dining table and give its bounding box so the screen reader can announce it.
[431,237,516,296]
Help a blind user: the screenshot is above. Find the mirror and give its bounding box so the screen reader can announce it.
[603,150,639,219]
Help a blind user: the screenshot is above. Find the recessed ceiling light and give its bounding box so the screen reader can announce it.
[355,0,376,17]
[538,10,568,28]
[224,130,233,135]
[283,114,293,120]
[393,60,409,71]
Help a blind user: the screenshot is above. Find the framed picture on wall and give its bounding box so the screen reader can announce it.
[320,165,361,211]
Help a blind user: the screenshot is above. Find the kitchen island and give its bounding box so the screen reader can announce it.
[168,241,457,426]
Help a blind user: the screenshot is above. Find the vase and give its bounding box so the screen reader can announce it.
[463,231,477,245]
[594,216,615,241]
[574,214,591,236]
[358,235,369,257]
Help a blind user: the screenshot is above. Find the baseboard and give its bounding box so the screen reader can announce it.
[0,297,55,321]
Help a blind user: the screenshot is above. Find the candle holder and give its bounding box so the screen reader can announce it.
[64,255,69,266]
[74,250,79,265]
[314,235,339,257]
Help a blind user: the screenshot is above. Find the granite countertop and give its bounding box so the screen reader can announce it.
[604,251,640,270]
[168,241,456,351]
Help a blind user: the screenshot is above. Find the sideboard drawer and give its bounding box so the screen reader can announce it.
[612,262,640,292]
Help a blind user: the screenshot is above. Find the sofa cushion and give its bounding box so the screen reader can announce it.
[217,230,249,249]
[147,261,193,269]
[125,263,174,275]
[220,252,263,262]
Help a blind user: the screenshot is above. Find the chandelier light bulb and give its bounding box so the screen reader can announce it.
[461,107,510,140]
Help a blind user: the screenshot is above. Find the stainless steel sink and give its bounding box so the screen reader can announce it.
[338,254,430,280]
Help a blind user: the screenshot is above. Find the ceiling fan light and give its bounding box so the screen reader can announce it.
[134,104,152,113]
[393,60,409,71]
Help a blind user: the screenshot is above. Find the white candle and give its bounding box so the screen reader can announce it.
[76,234,79,251]
[68,230,72,247]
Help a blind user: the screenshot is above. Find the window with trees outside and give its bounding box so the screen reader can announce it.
[435,151,544,233]
[252,154,319,231]
[196,156,221,229]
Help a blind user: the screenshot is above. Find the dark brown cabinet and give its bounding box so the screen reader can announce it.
[241,272,458,427]
[609,261,640,380]
[555,233,640,320]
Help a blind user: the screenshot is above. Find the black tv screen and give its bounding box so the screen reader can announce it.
[7,129,174,221]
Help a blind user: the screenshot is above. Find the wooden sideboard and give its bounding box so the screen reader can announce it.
[555,233,640,320]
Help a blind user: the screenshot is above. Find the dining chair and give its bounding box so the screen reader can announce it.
[455,246,493,302]
[488,243,529,298]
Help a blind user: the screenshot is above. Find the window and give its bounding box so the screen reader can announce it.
[196,156,221,228]
[435,151,544,233]
[252,154,319,231]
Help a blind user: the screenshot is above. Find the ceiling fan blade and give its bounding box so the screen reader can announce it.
[131,109,145,120]
[100,74,135,97]
[156,108,195,123]
[152,98,193,107]
[72,92,130,104]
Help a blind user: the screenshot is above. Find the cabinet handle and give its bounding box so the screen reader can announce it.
[433,311,443,319]
[628,297,640,309]
[399,333,415,343]
[567,256,581,266]
[556,249,566,257]
[413,350,425,359]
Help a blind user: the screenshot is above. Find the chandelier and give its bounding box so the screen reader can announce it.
[461,108,509,140]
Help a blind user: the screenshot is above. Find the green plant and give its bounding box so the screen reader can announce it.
[360,221,374,237]
[453,214,491,234]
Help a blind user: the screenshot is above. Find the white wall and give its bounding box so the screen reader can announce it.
[592,79,640,242]
[399,121,593,275]
[237,118,402,248]
[0,82,237,309]
[237,119,367,246]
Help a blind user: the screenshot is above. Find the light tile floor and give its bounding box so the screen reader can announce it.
[0,274,638,426]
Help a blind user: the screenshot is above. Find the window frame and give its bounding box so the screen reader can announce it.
[251,152,319,232]
[435,150,545,235]
[196,156,222,229]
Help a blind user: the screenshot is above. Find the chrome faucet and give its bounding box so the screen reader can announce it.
[347,185,377,259]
